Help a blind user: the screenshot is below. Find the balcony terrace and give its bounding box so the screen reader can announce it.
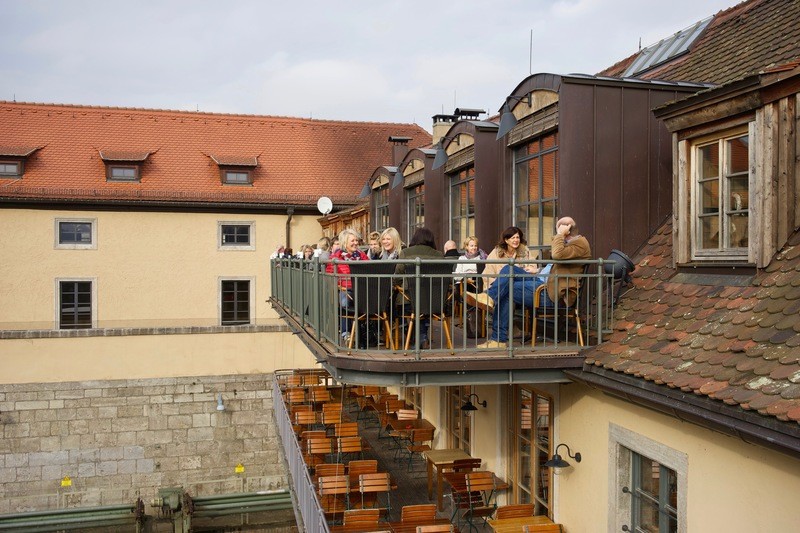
[270,257,617,386]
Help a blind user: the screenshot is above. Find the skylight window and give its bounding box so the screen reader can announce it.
[623,16,712,77]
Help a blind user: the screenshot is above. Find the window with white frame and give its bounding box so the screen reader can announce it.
[513,132,558,254]
[373,183,390,232]
[450,166,475,245]
[406,183,425,243]
[106,164,140,181]
[0,160,23,178]
[692,129,750,259]
[55,218,97,250]
[610,423,687,533]
[218,222,254,250]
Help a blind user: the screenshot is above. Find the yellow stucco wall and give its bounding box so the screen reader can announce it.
[557,382,800,532]
[0,331,319,384]
[0,208,322,329]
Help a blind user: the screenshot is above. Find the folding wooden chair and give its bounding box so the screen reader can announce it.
[347,459,378,485]
[314,463,345,480]
[462,471,497,532]
[400,504,437,524]
[378,398,408,438]
[284,388,306,406]
[495,503,535,519]
[333,422,360,439]
[305,437,334,467]
[531,264,589,346]
[523,525,564,532]
[405,427,435,471]
[357,472,392,513]
[342,508,381,528]
[294,410,319,433]
[416,525,453,533]
[336,436,364,461]
[318,474,350,518]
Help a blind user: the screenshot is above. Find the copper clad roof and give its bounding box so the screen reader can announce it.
[0,102,431,208]
[584,221,800,426]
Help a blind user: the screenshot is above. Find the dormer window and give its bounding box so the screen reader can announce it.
[99,150,151,182]
[223,170,251,185]
[209,154,258,185]
[0,146,41,179]
[0,161,22,178]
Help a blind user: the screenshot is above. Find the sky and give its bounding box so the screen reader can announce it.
[1,0,739,130]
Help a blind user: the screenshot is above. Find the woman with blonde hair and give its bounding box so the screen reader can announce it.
[379,227,402,259]
[325,228,370,342]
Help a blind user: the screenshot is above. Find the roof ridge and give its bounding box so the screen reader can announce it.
[0,100,426,129]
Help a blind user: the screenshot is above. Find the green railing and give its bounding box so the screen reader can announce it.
[271,257,617,357]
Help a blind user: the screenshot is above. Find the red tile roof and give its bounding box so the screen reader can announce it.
[585,221,800,427]
[599,0,800,85]
[0,102,431,209]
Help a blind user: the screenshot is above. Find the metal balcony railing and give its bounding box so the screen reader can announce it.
[270,257,617,358]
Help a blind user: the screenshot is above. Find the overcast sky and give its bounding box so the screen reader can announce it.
[1,0,738,129]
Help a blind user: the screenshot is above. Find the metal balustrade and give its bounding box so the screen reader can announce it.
[271,257,617,358]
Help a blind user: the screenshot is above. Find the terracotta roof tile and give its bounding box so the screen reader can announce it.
[583,218,800,429]
[0,102,431,208]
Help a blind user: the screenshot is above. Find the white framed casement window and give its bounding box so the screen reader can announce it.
[55,218,97,250]
[55,277,97,329]
[688,126,751,261]
[609,423,687,533]
[218,277,254,326]
[217,221,255,251]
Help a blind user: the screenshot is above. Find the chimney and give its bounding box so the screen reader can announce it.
[388,136,412,166]
[431,113,456,146]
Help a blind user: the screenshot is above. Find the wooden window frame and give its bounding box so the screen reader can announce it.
[372,184,390,232]
[689,126,751,261]
[444,385,472,454]
[449,166,476,245]
[219,277,253,326]
[106,164,140,182]
[0,159,23,178]
[221,168,252,185]
[56,278,96,329]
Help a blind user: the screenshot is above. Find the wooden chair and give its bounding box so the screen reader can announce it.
[357,472,392,513]
[300,430,327,442]
[294,410,318,431]
[347,459,378,484]
[314,463,345,480]
[345,261,396,351]
[462,471,497,532]
[284,374,303,388]
[522,525,564,532]
[416,525,453,533]
[321,409,346,430]
[400,504,437,524]
[318,474,350,517]
[396,262,454,352]
[378,398,408,438]
[336,436,364,461]
[404,427,434,471]
[495,503,535,519]
[333,422,360,439]
[305,437,333,467]
[342,508,381,528]
[284,388,306,406]
[449,458,482,473]
[531,264,589,346]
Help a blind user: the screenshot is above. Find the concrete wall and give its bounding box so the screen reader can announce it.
[0,374,286,514]
[557,382,800,532]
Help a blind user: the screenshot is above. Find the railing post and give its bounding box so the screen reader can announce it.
[596,260,605,345]
[414,257,421,360]
[507,258,514,356]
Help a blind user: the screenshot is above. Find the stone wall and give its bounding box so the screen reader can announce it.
[0,374,288,514]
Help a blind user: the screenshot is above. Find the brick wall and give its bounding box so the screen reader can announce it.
[0,374,288,514]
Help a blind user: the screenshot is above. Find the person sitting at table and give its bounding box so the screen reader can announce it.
[395,227,443,349]
[326,228,369,345]
[379,227,402,260]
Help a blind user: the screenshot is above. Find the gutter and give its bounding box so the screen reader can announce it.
[565,366,800,459]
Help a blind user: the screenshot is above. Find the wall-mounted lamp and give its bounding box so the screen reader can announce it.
[496,94,532,140]
[216,393,225,411]
[461,393,487,412]
[358,179,371,199]
[544,443,581,473]
[431,134,461,170]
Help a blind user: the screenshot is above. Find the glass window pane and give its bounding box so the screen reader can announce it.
[698,143,719,178]
[727,135,748,174]
[727,213,748,248]
[700,216,719,249]
[701,180,719,214]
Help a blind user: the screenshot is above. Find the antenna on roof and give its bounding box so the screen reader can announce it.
[529,29,533,75]
[638,37,642,51]
[196,104,199,112]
